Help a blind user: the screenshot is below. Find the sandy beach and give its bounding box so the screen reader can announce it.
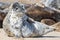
[0,28,60,40]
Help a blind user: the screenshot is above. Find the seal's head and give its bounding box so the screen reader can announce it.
[9,2,26,12]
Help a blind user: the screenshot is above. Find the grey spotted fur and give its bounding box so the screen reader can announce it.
[3,2,55,38]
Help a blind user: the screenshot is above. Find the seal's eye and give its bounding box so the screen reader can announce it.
[16,7,18,10]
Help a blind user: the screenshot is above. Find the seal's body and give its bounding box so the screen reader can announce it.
[3,2,28,37]
[3,2,55,38]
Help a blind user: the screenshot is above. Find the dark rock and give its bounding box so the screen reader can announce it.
[26,5,60,23]
[0,10,7,28]
[26,6,54,21]
[0,21,2,28]
[0,2,10,10]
